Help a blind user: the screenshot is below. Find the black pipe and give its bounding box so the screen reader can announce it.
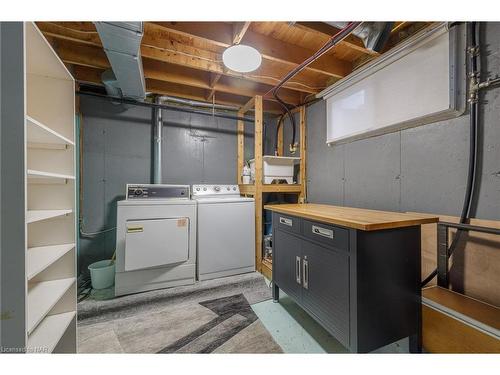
[274,113,286,155]
[77,91,256,123]
[421,22,480,287]
[274,93,297,153]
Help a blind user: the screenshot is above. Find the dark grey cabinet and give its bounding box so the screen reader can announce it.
[271,212,422,353]
[273,229,302,302]
[301,241,350,347]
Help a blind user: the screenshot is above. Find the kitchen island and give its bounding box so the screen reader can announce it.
[264,203,438,353]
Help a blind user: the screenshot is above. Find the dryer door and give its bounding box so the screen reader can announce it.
[125,217,189,271]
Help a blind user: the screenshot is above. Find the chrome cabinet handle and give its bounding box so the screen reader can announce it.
[303,256,309,289]
[280,217,293,227]
[295,256,301,284]
[312,225,334,239]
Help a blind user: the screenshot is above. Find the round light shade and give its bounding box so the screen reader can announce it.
[222,45,262,73]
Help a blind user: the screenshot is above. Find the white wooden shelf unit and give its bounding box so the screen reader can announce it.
[23,22,77,353]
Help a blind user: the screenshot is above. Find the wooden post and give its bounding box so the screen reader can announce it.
[254,95,263,272]
[299,105,307,203]
[237,110,244,184]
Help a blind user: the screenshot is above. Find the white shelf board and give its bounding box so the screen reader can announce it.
[26,116,74,147]
[27,169,75,183]
[27,311,76,353]
[26,209,72,224]
[27,243,75,280]
[27,277,75,335]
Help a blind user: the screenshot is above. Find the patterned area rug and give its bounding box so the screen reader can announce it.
[78,273,282,353]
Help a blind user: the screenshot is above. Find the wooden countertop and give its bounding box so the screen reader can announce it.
[264,203,438,231]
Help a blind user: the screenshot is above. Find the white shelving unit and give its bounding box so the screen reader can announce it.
[27,169,75,184]
[26,115,74,149]
[26,209,73,224]
[27,278,76,335]
[23,22,77,353]
[27,244,76,280]
[27,311,76,353]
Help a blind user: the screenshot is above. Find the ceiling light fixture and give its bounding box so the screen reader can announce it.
[222,45,262,73]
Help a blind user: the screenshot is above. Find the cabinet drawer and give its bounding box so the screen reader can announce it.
[302,220,349,251]
[274,212,301,235]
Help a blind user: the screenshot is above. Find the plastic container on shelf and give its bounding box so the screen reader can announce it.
[249,156,300,184]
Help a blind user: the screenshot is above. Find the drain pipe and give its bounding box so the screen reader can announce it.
[153,96,163,184]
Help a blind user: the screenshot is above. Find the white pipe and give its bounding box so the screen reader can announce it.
[153,96,162,184]
[159,95,240,111]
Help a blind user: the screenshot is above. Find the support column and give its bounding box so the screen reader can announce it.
[254,95,263,272]
[299,105,307,203]
[237,111,244,184]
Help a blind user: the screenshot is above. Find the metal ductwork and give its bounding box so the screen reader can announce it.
[101,69,121,98]
[326,22,394,52]
[94,22,146,99]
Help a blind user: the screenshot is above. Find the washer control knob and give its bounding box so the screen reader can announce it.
[203,187,207,191]
[233,187,236,191]
[214,186,221,192]
[226,186,230,191]
[134,188,143,196]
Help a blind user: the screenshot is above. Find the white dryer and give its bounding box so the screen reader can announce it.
[192,184,255,281]
[115,184,196,296]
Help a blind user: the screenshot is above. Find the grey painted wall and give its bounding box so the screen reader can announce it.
[79,96,276,273]
[0,22,26,349]
[306,22,500,221]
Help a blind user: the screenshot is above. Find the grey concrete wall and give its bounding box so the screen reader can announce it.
[0,22,26,349]
[306,22,500,221]
[79,96,276,273]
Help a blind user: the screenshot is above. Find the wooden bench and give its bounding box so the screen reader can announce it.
[422,286,500,353]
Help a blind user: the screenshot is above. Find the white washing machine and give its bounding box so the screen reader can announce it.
[192,184,255,281]
[115,184,196,296]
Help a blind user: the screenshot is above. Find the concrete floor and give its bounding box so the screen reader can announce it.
[252,280,408,353]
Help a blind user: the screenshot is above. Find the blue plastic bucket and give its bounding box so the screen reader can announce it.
[88,260,115,290]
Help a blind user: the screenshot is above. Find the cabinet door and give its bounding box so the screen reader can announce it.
[301,240,350,347]
[273,229,302,302]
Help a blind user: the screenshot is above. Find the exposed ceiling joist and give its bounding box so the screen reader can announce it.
[36,21,426,114]
[232,22,251,44]
[64,50,303,106]
[151,22,352,78]
[38,22,325,96]
[207,73,222,101]
[73,64,284,113]
[294,22,379,56]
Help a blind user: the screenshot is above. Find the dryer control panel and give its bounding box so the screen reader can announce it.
[126,184,190,200]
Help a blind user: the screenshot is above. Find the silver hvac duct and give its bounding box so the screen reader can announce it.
[326,22,393,52]
[94,22,146,99]
[101,69,121,98]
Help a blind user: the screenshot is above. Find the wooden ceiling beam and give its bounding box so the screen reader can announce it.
[38,22,322,95]
[71,64,268,111]
[293,22,379,56]
[63,50,303,106]
[151,22,352,78]
[207,72,222,101]
[145,79,283,113]
[232,22,251,45]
